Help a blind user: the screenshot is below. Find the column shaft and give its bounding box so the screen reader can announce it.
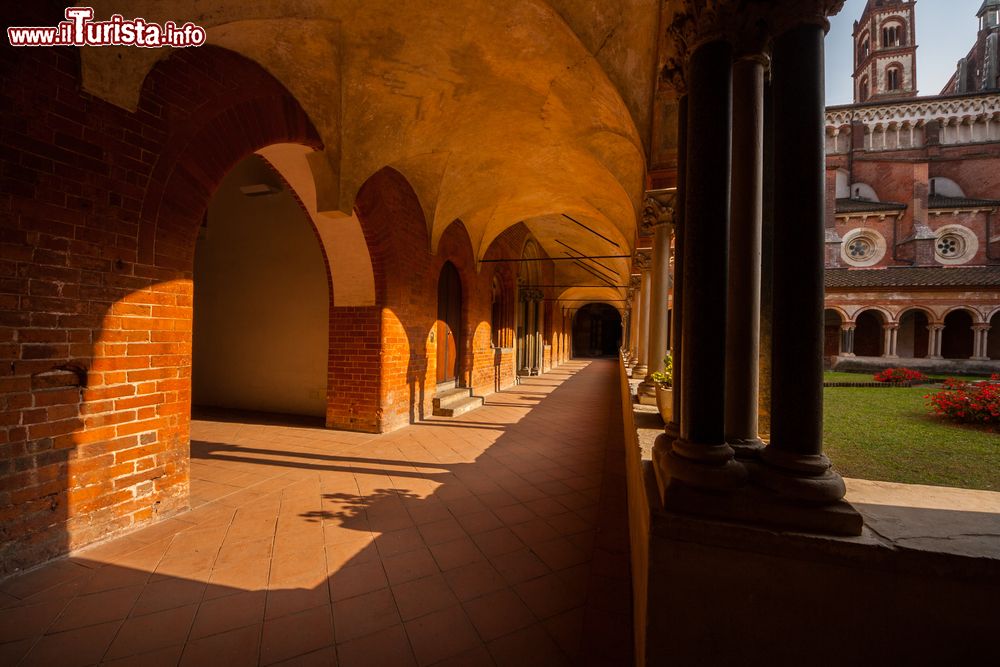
[759,23,846,502]
[634,269,652,375]
[645,224,672,381]
[669,95,689,436]
[667,39,744,489]
[725,56,766,456]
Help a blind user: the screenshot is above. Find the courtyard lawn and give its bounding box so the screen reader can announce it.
[823,384,1000,491]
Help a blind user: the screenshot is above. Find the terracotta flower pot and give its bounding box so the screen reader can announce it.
[655,385,673,422]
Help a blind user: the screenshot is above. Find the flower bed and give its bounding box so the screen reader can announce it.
[874,368,928,384]
[925,375,1000,426]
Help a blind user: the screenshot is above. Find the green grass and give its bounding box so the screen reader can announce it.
[823,385,1000,491]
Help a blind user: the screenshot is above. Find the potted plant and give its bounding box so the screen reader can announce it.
[650,353,673,422]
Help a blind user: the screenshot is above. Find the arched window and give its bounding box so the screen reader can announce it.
[886,66,901,91]
[859,37,870,62]
[860,77,870,101]
[882,24,903,48]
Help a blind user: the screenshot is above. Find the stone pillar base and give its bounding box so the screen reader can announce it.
[637,380,658,405]
[728,437,765,460]
[632,364,648,377]
[653,435,747,494]
[747,447,848,504]
[652,447,862,536]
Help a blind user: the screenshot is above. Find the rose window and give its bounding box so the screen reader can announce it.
[847,237,875,261]
[936,234,964,258]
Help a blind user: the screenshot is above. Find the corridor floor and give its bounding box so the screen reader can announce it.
[0,360,633,667]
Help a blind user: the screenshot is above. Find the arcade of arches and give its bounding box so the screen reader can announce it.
[1,1,996,665]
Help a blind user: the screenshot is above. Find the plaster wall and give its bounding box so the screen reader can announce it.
[192,157,329,418]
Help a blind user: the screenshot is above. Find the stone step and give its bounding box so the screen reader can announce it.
[432,387,484,417]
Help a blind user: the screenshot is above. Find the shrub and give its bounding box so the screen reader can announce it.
[873,367,928,384]
[650,353,673,388]
[926,377,1000,425]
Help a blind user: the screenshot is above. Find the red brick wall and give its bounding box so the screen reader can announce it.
[0,43,323,574]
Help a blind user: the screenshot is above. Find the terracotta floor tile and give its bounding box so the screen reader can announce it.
[374,528,424,559]
[332,587,400,643]
[463,588,536,642]
[100,643,185,667]
[19,619,121,667]
[47,583,143,633]
[190,589,266,639]
[328,561,388,602]
[487,622,570,667]
[104,603,198,660]
[443,561,508,602]
[259,604,334,666]
[0,598,68,642]
[430,644,497,667]
[265,585,330,621]
[391,574,459,621]
[131,576,206,617]
[269,645,338,666]
[403,605,481,666]
[0,360,632,667]
[471,528,524,558]
[428,537,484,572]
[335,623,415,667]
[530,538,589,572]
[416,517,466,546]
[179,622,261,667]
[489,549,550,586]
[381,547,439,585]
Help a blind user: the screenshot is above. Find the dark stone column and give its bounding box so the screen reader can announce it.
[666,95,688,440]
[754,23,846,503]
[656,40,745,491]
[725,55,766,458]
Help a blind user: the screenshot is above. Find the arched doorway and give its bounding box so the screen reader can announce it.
[897,309,930,359]
[989,311,1000,359]
[824,309,842,358]
[437,261,463,386]
[942,309,974,359]
[193,154,330,418]
[572,304,623,357]
[854,310,885,357]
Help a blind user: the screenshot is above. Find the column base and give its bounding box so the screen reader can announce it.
[727,437,765,460]
[632,364,648,378]
[747,446,848,504]
[653,434,747,493]
[653,468,863,537]
[637,380,657,406]
[663,421,680,441]
[971,356,990,362]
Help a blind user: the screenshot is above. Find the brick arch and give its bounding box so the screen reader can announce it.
[354,166,431,306]
[135,46,323,272]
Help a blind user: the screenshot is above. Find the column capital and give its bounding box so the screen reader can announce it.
[629,274,642,290]
[972,323,991,331]
[641,192,677,235]
[519,288,543,302]
[666,1,845,63]
[882,322,900,331]
[839,322,856,331]
[634,250,652,270]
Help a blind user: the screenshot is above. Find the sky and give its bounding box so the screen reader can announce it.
[825,0,983,105]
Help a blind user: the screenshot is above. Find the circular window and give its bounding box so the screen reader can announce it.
[934,225,978,265]
[840,228,886,267]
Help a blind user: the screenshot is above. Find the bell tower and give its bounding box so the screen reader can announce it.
[852,0,918,102]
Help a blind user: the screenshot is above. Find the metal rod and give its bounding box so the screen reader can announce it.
[561,213,622,248]
[480,255,631,263]
[573,261,618,287]
[555,240,617,274]
[568,254,618,282]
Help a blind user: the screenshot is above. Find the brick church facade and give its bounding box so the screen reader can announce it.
[823,0,1000,369]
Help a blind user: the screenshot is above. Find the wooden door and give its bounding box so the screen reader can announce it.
[436,262,462,384]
